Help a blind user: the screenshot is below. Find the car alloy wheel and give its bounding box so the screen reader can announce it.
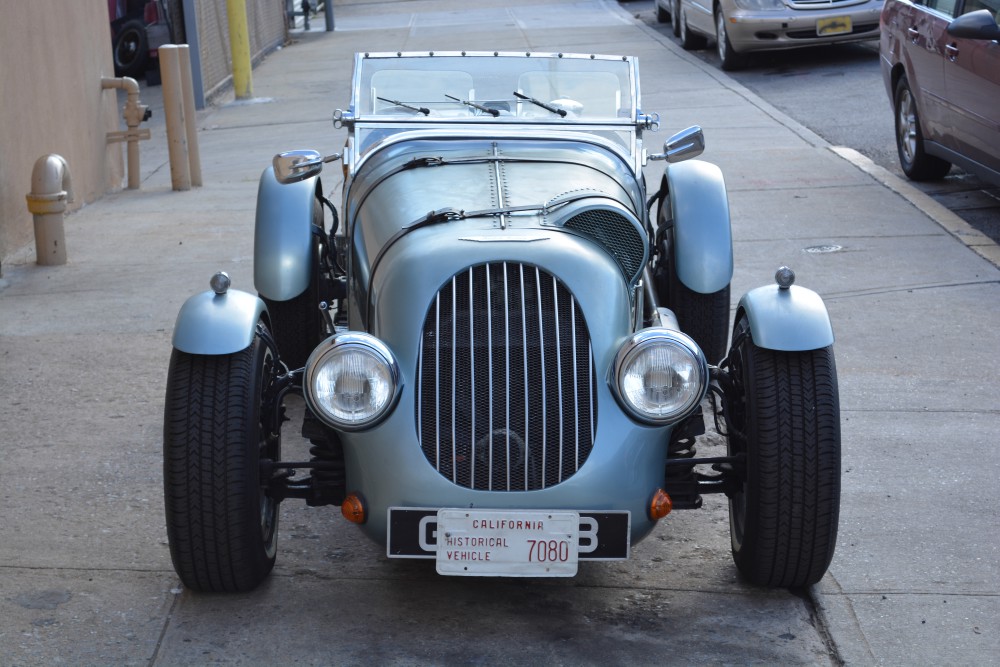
[893,76,951,180]
[715,10,746,71]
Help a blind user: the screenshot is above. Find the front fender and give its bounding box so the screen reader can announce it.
[738,285,834,352]
[171,289,267,355]
[668,160,733,294]
[254,166,318,301]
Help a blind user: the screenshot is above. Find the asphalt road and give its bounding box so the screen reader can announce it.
[626,0,1000,246]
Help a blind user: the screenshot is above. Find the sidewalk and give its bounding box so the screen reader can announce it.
[1,1,997,664]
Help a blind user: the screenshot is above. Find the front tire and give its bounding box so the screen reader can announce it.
[655,203,730,364]
[725,315,840,588]
[163,323,280,592]
[716,9,747,71]
[679,6,708,50]
[894,75,951,181]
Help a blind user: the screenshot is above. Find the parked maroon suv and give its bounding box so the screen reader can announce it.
[880,0,1000,184]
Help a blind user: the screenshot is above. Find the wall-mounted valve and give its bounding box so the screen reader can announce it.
[102,76,152,189]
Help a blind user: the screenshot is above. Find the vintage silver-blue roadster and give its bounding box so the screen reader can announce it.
[164,52,840,591]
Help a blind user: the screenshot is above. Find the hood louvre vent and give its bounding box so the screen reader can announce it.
[563,209,645,285]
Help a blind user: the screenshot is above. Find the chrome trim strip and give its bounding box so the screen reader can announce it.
[572,294,579,470]
[520,264,530,491]
[450,276,457,483]
[486,263,494,490]
[503,262,512,490]
[435,292,441,470]
[469,267,476,489]
[553,275,564,483]
[536,267,547,488]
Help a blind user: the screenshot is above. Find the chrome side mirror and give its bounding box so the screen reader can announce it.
[272,150,341,184]
[664,126,705,163]
[648,126,705,163]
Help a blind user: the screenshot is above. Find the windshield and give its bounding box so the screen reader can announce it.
[354,52,636,123]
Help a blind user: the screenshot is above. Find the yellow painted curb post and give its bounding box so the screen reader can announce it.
[227,0,253,99]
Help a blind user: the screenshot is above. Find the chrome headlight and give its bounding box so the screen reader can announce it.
[612,330,708,425]
[304,333,401,430]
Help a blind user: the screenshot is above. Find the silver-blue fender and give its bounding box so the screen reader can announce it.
[171,289,268,355]
[253,166,318,301]
[737,284,834,351]
[667,159,733,294]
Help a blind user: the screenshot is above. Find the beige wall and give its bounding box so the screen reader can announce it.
[0,0,125,269]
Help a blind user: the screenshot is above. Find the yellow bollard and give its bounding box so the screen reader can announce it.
[226,0,253,100]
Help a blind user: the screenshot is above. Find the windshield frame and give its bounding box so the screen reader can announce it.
[349,51,640,127]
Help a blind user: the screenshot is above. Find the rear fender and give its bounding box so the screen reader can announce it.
[171,289,267,355]
[254,166,319,301]
[737,285,834,352]
[666,160,733,294]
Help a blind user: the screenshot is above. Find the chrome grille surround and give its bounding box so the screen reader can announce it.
[416,262,597,491]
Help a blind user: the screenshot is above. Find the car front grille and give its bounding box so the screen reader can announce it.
[417,262,597,491]
[786,0,869,8]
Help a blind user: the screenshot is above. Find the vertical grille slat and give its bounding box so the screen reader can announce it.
[418,263,597,491]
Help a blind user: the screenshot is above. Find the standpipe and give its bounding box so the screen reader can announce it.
[101,76,151,189]
[25,154,74,265]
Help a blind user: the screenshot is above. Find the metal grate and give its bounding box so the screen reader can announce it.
[417,263,597,491]
[563,209,645,285]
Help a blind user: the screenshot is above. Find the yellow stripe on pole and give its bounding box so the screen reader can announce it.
[226,0,252,99]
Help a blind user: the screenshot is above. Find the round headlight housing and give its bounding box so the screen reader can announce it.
[304,333,401,430]
[612,330,708,425]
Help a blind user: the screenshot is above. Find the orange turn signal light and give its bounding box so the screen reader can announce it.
[649,488,673,521]
[341,492,367,524]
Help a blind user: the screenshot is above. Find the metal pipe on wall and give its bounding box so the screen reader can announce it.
[101,76,151,189]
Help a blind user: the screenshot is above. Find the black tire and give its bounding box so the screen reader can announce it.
[113,19,149,78]
[679,6,708,50]
[163,324,280,592]
[260,195,324,370]
[725,315,841,588]
[894,75,951,181]
[654,205,731,364]
[715,9,747,71]
[261,285,320,370]
[671,0,682,36]
[656,0,670,22]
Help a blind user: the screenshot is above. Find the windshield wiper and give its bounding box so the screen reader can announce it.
[444,94,500,117]
[376,96,430,115]
[513,91,567,117]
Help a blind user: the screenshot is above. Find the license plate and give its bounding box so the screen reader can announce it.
[816,15,852,36]
[387,508,630,561]
[436,509,579,576]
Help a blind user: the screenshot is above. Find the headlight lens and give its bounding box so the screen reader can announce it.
[305,333,400,430]
[732,0,785,10]
[613,330,708,424]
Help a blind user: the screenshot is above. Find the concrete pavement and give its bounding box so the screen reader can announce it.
[1,0,997,664]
